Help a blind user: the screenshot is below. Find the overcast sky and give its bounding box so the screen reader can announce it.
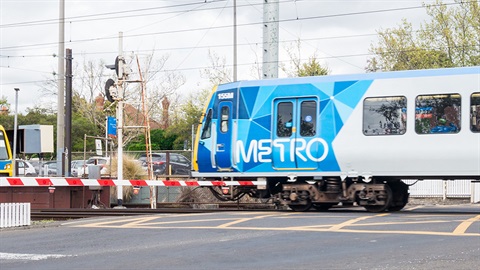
[0,0,455,113]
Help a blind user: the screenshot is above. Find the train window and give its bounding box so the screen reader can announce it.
[220,106,229,133]
[0,133,8,159]
[277,102,293,137]
[200,109,213,139]
[471,92,480,132]
[415,94,461,134]
[363,96,406,136]
[300,101,316,136]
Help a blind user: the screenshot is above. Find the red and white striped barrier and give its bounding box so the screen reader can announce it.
[0,177,266,187]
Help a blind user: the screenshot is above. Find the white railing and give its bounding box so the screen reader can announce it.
[0,203,31,228]
[472,181,480,203]
[404,180,480,203]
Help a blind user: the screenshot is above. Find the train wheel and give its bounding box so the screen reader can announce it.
[312,203,334,211]
[289,201,312,212]
[388,181,409,212]
[363,184,392,213]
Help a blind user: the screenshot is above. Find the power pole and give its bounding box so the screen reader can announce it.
[57,0,65,175]
[116,32,125,207]
[65,48,72,176]
[262,0,279,79]
[233,0,237,82]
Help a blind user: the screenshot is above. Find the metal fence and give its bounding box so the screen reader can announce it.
[0,203,31,228]
[404,180,480,203]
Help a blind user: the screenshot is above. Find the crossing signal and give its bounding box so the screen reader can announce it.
[105,79,117,102]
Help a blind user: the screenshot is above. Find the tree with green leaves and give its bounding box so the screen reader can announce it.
[281,39,330,77]
[166,50,227,150]
[368,0,480,72]
[126,129,177,151]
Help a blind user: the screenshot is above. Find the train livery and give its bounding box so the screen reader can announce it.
[0,125,13,176]
[192,66,480,212]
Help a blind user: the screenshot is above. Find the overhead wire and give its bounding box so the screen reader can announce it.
[0,1,446,51]
[0,0,229,28]
[6,42,479,86]
[1,0,476,85]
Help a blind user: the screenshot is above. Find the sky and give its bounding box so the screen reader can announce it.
[0,0,455,113]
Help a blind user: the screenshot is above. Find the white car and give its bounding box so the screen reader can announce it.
[16,160,37,176]
[71,160,86,177]
[80,156,110,177]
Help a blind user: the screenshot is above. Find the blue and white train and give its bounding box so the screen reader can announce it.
[192,66,480,212]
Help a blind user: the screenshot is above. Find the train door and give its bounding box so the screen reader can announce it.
[215,101,233,169]
[272,98,319,170]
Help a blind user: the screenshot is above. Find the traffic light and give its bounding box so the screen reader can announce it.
[105,79,117,102]
[115,56,127,79]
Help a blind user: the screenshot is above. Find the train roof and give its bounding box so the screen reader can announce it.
[218,66,480,90]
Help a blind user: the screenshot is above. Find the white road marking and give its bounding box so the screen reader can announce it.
[0,252,72,261]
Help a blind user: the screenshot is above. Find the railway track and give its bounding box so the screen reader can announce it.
[31,202,276,220]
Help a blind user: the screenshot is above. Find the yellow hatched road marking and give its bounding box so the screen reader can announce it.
[70,212,480,237]
[452,214,480,235]
[294,219,450,230]
[128,218,237,227]
[217,213,294,228]
[404,205,424,211]
[329,213,389,231]
[73,213,215,227]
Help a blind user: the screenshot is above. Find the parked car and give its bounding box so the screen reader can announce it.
[139,153,191,176]
[40,161,58,176]
[80,156,110,177]
[27,160,58,176]
[15,160,37,176]
[71,160,86,177]
[28,160,42,175]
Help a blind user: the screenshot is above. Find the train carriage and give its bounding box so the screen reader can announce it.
[192,66,480,212]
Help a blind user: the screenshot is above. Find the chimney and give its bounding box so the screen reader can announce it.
[95,95,104,110]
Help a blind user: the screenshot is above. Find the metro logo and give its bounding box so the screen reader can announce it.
[235,138,329,163]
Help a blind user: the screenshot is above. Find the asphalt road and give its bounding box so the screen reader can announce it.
[1,204,479,270]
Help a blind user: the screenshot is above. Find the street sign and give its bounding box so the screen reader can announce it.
[95,139,102,156]
[107,116,117,138]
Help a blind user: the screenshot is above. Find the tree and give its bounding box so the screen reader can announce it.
[167,50,228,150]
[281,39,330,77]
[126,129,177,151]
[368,0,480,72]
[120,52,186,149]
[298,56,330,77]
[167,90,210,150]
[200,50,232,85]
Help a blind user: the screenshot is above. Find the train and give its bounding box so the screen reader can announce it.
[192,66,480,212]
[0,125,13,176]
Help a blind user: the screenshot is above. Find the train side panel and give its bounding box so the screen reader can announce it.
[334,73,480,178]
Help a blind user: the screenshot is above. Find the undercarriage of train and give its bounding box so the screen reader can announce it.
[208,177,409,213]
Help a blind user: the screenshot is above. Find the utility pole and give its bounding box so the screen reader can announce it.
[65,48,72,176]
[233,0,237,82]
[262,0,279,79]
[116,32,125,208]
[12,88,19,176]
[57,0,65,175]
